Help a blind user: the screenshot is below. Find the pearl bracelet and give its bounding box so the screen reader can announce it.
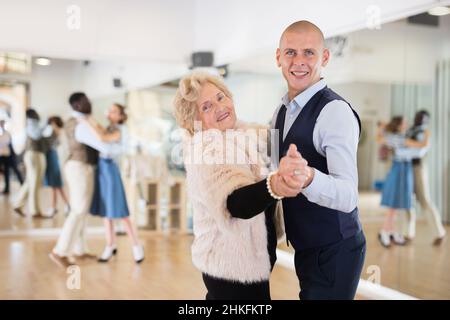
[266,171,284,200]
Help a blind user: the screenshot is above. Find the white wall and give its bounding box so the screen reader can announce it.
[0,59,82,119]
[224,73,286,124]
[0,0,195,63]
[193,0,447,66]
[328,19,450,84]
[74,59,189,99]
[1,0,447,88]
[331,82,392,120]
[2,2,450,133]
[0,56,189,123]
[230,14,450,85]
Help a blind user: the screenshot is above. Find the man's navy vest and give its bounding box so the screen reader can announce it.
[275,86,362,250]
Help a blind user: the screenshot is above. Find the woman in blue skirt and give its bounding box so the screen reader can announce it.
[83,103,144,263]
[44,116,70,216]
[376,116,428,248]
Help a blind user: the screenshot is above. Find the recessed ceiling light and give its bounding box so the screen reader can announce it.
[35,57,51,66]
[428,6,450,16]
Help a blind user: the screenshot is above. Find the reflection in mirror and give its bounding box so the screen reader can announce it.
[1,3,449,301]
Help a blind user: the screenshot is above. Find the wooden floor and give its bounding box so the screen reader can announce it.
[360,193,450,300]
[0,187,102,231]
[0,232,303,300]
[0,184,300,300]
[0,186,449,300]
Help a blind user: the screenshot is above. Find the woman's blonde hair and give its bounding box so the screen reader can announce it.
[174,71,232,135]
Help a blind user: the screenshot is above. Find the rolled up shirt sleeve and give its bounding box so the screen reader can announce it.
[301,100,360,213]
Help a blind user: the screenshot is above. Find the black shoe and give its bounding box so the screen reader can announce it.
[378,231,391,248]
[13,208,26,217]
[404,236,413,245]
[433,235,446,246]
[33,213,54,219]
[390,232,407,246]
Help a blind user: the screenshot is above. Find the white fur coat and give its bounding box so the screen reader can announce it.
[183,121,284,283]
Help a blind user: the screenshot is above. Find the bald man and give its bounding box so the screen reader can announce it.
[271,20,366,300]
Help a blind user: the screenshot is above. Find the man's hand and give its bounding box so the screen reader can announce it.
[280,144,309,183]
[270,172,302,197]
[271,144,313,197]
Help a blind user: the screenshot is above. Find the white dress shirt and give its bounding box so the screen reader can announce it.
[26,119,43,140]
[71,111,121,157]
[271,79,360,213]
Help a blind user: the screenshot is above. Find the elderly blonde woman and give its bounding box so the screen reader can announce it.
[174,71,308,300]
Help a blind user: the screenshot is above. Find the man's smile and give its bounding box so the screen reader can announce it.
[290,70,309,78]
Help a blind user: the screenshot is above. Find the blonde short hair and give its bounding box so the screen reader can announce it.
[174,71,232,135]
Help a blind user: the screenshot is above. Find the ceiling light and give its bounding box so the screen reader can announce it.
[35,57,51,66]
[428,6,450,16]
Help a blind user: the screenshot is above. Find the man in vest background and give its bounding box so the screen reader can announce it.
[50,92,117,268]
[271,20,366,300]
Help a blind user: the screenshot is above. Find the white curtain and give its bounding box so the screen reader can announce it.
[432,59,450,223]
[390,83,432,118]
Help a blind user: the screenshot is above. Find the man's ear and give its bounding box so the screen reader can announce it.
[322,48,330,67]
[276,48,281,67]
